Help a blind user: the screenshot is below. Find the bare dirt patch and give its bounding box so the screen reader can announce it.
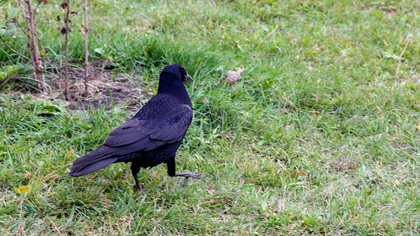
[328,159,356,173]
[65,66,143,111]
[2,60,155,111]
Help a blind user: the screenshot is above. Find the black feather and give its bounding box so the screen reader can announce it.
[69,64,202,190]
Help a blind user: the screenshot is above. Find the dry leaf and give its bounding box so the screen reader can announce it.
[203,96,209,104]
[23,171,31,180]
[66,150,73,159]
[221,68,245,84]
[61,2,68,9]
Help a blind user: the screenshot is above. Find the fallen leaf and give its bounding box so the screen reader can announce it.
[221,68,245,84]
[15,185,32,194]
[23,171,31,180]
[66,150,73,159]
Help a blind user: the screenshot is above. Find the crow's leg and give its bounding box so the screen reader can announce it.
[130,162,142,191]
[166,156,202,187]
[174,172,203,186]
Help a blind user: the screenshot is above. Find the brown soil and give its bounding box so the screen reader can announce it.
[3,60,155,112]
[65,66,142,111]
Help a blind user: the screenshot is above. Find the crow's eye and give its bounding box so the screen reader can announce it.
[179,68,187,76]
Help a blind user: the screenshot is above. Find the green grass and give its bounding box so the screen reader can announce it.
[1,0,420,234]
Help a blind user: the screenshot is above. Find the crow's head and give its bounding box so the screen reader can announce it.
[161,64,193,82]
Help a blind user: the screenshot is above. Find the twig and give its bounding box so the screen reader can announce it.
[13,17,27,34]
[31,2,52,67]
[17,0,47,91]
[0,36,32,61]
[12,18,28,55]
[35,32,53,71]
[34,1,42,23]
[16,0,35,68]
[83,0,89,97]
[58,31,63,90]
[26,0,46,91]
[394,37,411,83]
[64,0,70,100]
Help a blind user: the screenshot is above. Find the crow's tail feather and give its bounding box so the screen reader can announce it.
[68,145,119,177]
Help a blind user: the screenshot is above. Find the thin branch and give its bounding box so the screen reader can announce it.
[34,1,42,17]
[35,32,53,69]
[83,0,89,97]
[26,1,42,72]
[0,37,32,61]
[32,1,42,30]
[58,28,63,90]
[394,37,411,83]
[12,18,28,55]
[13,17,27,35]
[16,0,34,65]
[26,0,46,91]
[64,0,71,100]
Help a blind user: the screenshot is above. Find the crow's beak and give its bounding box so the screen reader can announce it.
[183,74,193,82]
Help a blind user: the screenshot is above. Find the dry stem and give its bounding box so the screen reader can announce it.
[83,0,89,97]
[0,36,32,61]
[394,37,411,83]
[64,0,71,100]
[13,18,28,55]
[17,0,36,69]
[58,32,63,90]
[25,0,46,91]
[15,0,47,91]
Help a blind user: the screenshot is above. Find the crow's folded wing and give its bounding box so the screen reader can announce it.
[103,104,192,152]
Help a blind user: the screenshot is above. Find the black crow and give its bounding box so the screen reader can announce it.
[69,64,202,190]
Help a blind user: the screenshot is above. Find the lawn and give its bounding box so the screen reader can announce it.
[1,0,420,234]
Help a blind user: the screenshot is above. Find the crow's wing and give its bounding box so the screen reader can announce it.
[103,104,192,152]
